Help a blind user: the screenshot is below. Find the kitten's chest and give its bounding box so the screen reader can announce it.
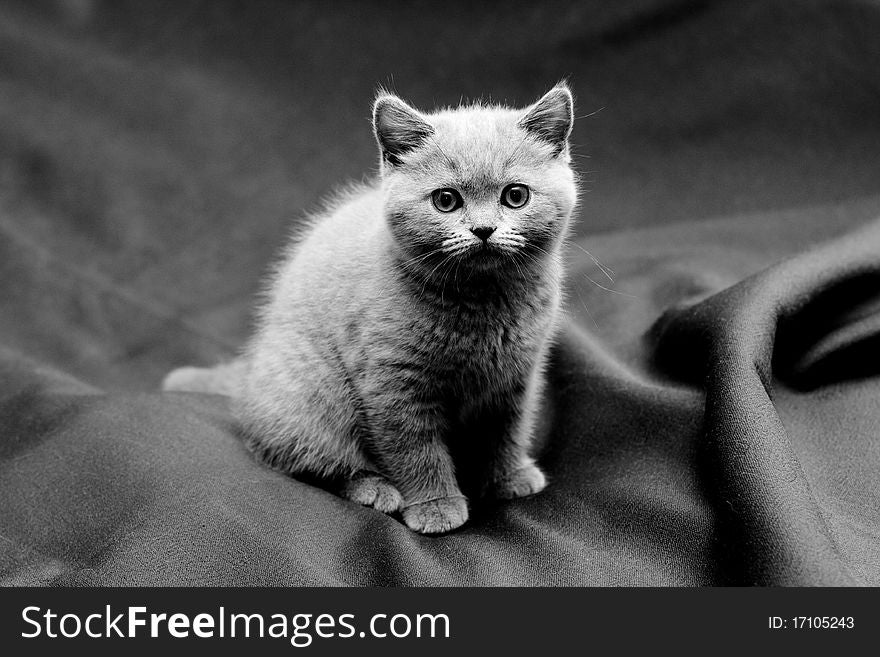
[428,300,552,390]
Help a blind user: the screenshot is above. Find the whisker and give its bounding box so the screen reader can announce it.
[575,287,600,330]
[570,242,615,281]
[439,255,462,306]
[582,273,639,299]
[575,106,605,120]
[415,252,459,305]
[399,247,445,268]
[515,247,606,328]
[371,246,447,299]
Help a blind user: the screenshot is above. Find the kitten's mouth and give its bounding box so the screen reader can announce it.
[470,241,496,254]
[463,241,509,266]
[438,237,523,270]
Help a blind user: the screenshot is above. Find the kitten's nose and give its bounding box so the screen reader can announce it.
[470,226,496,242]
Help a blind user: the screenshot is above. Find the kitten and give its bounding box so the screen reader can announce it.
[163,84,578,534]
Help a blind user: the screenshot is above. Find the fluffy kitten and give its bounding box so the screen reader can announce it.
[163,84,578,534]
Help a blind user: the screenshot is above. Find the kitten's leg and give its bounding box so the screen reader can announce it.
[482,371,548,500]
[340,471,403,514]
[364,394,467,534]
[238,348,375,486]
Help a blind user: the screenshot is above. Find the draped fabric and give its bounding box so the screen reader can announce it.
[1,0,879,585]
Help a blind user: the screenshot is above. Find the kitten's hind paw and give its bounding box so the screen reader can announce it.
[402,496,469,534]
[490,462,547,500]
[341,474,403,514]
[161,360,243,396]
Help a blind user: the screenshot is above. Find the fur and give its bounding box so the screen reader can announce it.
[163,84,579,534]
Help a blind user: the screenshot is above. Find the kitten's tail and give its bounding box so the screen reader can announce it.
[161,359,246,397]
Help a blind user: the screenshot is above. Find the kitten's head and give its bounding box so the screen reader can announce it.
[373,84,578,280]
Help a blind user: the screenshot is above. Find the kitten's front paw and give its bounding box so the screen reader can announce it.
[402,496,469,534]
[341,474,403,514]
[490,462,547,500]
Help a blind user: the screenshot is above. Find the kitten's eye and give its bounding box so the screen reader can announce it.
[501,184,530,209]
[431,188,463,213]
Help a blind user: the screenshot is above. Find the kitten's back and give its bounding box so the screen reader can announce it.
[162,182,388,397]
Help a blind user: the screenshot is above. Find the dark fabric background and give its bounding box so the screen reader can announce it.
[0,0,878,585]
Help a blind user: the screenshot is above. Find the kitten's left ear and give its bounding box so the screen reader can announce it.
[518,83,574,158]
[372,93,434,167]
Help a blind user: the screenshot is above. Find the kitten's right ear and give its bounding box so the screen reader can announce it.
[372,93,434,167]
[519,83,574,158]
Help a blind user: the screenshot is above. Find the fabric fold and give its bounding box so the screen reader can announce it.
[654,218,880,584]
